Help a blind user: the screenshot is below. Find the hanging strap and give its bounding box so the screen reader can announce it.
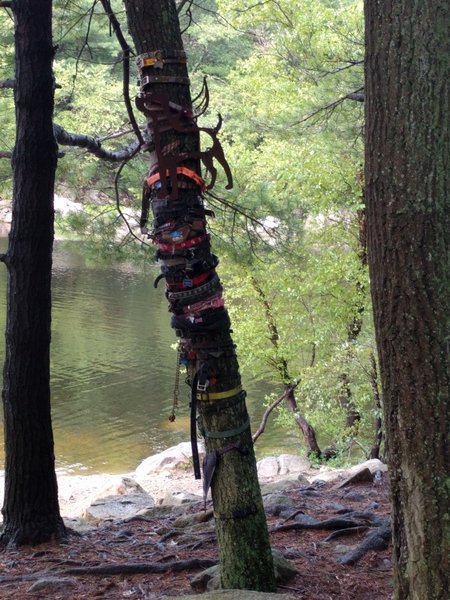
[190,372,201,480]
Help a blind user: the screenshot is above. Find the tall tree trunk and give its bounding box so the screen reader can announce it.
[250,275,321,457]
[365,2,450,598]
[122,0,275,591]
[0,0,66,547]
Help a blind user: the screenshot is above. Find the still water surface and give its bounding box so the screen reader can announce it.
[0,239,296,474]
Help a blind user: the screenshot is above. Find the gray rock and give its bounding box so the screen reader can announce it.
[272,548,298,583]
[293,513,321,526]
[190,550,297,593]
[132,504,183,519]
[263,493,296,516]
[135,442,205,477]
[92,476,146,501]
[27,577,77,593]
[82,492,155,525]
[173,509,214,528]
[257,454,310,479]
[159,491,202,506]
[332,467,374,489]
[167,592,296,600]
[261,477,307,495]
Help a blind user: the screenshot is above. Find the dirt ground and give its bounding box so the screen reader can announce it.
[0,474,393,599]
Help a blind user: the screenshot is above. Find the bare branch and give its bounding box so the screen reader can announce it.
[53,124,141,161]
[113,152,151,247]
[252,384,298,443]
[0,151,12,159]
[177,0,193,15]
[0,1,13,7]
[291,87,364,127]
[99,0,144,146]
[0,79,14,89]
[347,90,365,102]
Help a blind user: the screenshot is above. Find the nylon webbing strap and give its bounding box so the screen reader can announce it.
[190,373,201,480]
[204,418,250,439]
[197,385,242,401]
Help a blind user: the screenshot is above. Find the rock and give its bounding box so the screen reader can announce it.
[190,565,220,593]
[261,475,309,496]
[257,454,310,479]
[92,476,146,501]
[173,509,214,528]
[135,442,204,477]
[342,491,365,502]
[170,591,296,600]
[27,577,77,593]
[63,516,96,534]
[190,550,297,593]
[159,491,202,506]
[293,513,321,526]
[263,493,296,516]
[82,492,155,525]
[332,467,374,489]
[272,548,298,583]
[132,504,183,519]
[333,544,355,558]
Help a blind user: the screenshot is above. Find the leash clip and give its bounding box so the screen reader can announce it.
[197,380,209,392]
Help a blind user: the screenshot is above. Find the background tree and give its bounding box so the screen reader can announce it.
[0,0,66,546]
[364,1,450,598]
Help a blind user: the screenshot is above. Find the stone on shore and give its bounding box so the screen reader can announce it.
[135,441,205,477]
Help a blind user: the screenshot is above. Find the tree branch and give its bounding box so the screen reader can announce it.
[0,1,13,7]
[347,90,365,102]
[99,0,144,146]
[252,383,298,443]
[0,79,14,89]
[53,124,141,161]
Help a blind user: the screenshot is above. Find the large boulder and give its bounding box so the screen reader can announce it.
[257,454,310,479]
[82,481,155,525]
[135,442,205,477]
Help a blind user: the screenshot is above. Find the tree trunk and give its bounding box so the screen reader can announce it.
[364,2,450,598]
[0,0,66,547]
[122,0,275,591]
[250,275,321,457]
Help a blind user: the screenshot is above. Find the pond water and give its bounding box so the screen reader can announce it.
[0,239,298,474]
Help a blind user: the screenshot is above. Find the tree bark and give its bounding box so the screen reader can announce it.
[364,2,450,598]
[122,0,275,591]
[0,0,66,547]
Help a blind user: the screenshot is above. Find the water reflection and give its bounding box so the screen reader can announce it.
[0,239,297,474]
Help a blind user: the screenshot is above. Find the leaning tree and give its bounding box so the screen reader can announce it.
[365,1,450,598]
[118,0,276,591]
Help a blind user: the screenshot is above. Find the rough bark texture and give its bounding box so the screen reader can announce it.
[1,0,66,546]
[123,0,275,591]
[364,2,450,598]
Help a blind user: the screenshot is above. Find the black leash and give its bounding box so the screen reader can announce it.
[190,371,201,479]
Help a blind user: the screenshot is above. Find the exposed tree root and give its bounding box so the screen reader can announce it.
[337,524,391,565]
[0,558,218,583]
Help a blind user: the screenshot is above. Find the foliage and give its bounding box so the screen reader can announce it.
[0,0,376,457]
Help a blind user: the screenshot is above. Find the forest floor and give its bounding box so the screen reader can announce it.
[0,474,393,599]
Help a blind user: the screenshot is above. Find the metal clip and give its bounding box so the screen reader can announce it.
[197,380,209,392]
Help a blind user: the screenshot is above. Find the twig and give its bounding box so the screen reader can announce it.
[53,123,141,161]
[99,0,144,146]
[252,383,298,442]
[113,153,152,248]
[0,79,14,88]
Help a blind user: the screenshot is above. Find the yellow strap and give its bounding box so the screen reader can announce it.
[197,385,242,402]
